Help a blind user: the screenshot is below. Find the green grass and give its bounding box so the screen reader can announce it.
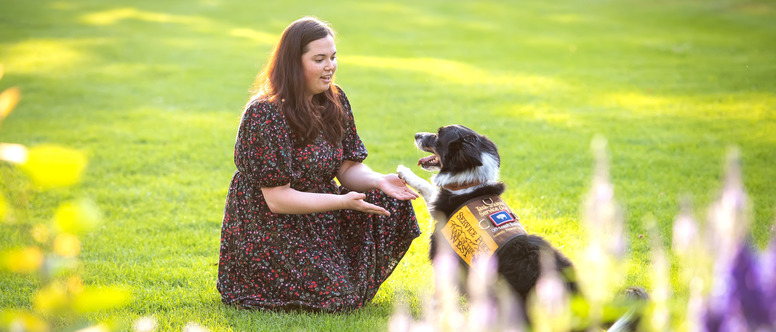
[1,0,775,330]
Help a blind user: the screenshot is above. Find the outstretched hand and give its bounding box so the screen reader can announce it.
[341,191,390,216]
[376,173,419,201]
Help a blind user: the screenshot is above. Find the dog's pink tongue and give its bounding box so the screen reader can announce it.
[418,155,435,166]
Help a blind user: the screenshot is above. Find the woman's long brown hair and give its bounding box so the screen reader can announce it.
[250,17,346,146]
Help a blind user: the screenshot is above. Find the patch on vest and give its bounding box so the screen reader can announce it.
[489,211,514,226]
[442,195,526,266]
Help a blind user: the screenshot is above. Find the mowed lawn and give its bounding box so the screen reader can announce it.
[1,0,775,330]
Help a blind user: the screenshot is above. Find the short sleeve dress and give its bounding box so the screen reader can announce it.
[217,88,421,312]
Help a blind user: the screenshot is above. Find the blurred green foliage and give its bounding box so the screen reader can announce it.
[1,65,130,332]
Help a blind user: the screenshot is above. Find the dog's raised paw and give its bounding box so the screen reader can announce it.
[396,165,411,180]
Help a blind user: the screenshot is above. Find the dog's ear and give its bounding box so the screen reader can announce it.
[444,136,483,171]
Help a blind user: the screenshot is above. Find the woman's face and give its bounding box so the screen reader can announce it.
[301,35,337,100]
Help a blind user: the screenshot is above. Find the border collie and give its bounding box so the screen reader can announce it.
[397,124,646,331]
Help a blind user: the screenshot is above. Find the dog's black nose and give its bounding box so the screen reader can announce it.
[415,133,422,140]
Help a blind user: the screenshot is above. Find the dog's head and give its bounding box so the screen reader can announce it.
[414,125,500,188]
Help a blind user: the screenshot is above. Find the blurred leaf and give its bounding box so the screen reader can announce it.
[0,143,28,164]
[601,299,632,323]
[66,275,85,295]
[42,255,80,279]
[183,323,211,332]
[33,283,69,315]
[75,324,110,332]
[132,316,158,332]
[53,233,81,257]
[0,86,20,120]
[0,194,7,222]
[72,286,132,314]
[18,145,87,189]
[54,198,102,235]
[31,223,49,243]
[2,246,44,273]
[569,295,591,329]
[0,310,49,332]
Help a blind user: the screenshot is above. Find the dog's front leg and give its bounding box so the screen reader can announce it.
[397,165,436,201]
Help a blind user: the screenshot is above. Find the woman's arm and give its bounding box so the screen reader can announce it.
[262,161,417,216]
[261,184,391,216]
[337,160,419,201]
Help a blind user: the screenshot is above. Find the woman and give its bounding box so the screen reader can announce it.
[217,16,421,312]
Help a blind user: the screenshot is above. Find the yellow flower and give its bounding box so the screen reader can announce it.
[53,234,81,258]
[2,246,44,273]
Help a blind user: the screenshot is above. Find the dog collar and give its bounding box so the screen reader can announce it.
[442,181,484,191]
[441,195,527,267]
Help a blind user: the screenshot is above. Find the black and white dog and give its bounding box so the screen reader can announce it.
[397,124,645,331]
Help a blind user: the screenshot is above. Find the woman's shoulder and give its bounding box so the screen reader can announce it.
[334,84,349,98]
[334,84,351,110]
[245,94,276,109]
[243,96,282,119]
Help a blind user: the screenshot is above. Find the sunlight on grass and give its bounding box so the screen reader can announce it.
[711,93,776,120]
[98,63,157,77]
[599,92,671,110]
[2,40,85,74]
[79,7,208,26]
[495,103,580,127]
[48,1,77,11]
[348,55,566,94]
[501,88,776,131]
[596,91,776,121]
[78,7,276,46]
[548,14,587,24]
[531,107,576,127]
[352,2,414,15]
[227,28,277,45]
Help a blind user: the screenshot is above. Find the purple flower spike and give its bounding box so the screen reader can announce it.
[702,307,725,332]
[730,244,773,327]
[760,239,776,322]
[702,271,740,332]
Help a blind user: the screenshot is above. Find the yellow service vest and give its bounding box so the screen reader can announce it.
[441,195,526,266]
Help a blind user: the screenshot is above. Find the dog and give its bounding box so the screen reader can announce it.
[397,124,646,331]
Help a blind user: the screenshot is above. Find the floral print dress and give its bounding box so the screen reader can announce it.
[217,89,420,312]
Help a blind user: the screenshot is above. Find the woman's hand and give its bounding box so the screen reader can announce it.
[340,191,390,216]
[336,161,418,202]
[262,184,392,216]
[376,173,419,201]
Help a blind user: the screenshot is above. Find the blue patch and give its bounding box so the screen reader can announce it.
[488,211,514,227]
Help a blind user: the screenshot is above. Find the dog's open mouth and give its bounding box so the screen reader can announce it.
[418,154,441,169]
